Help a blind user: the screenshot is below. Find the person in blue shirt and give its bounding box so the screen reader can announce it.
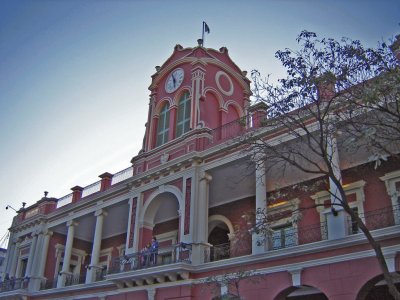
[150,236,159,265]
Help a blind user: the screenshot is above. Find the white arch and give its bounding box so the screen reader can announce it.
[153,97,174,117]
[223,100,245,118]
[139,185,183,227]
[208,214,235,237]
[203,87,225,111]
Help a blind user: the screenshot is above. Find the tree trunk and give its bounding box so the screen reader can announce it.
[338,185,400,300]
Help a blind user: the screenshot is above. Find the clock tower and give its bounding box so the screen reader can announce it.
[141,41,251,154]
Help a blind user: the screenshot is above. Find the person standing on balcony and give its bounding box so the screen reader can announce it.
[151,236,159,265]
[140,244,151,267]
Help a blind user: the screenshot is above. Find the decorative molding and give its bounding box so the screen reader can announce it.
[215,71,234,96]
[160,153,169,164]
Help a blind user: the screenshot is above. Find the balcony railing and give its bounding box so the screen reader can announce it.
[56,193,73,208]
[205,117,253,149]
[65,273,85,287]
[109,243,192,274]
[41,277,57,290]
[39,273,86,291]
[94,267,107,282]
[0,277,29,292]
[209,243,231,262]
[347,204,400,235]
[111,166,133,185]
[207,222,328,263]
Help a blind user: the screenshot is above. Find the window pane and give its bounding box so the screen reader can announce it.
[284,227,296,247]
[176,92,191,137]
[272,224,295,249]
[350,207,359,234]
[156,103,170,147]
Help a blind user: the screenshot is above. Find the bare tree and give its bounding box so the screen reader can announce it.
[244,31,400,299]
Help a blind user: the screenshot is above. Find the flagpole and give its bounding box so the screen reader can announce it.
[201,21,205,47]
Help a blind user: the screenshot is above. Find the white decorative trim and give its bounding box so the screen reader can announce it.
[380,169,400,224]
[267,198,300,250]
[116,244,126,257]
[99,247,113,269]
[312,180,366,233]
[160,153,169,164]
[139,184,183,230]
[223,99,245,117]
[208,215,235,237]
[312,180,366,209]
[215,71,234,96]
[156,230,178,246]
[53,243,87,277]
[289,268,302,287]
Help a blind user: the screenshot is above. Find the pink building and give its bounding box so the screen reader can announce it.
[1,40,399,300]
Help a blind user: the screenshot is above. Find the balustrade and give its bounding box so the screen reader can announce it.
[82,181,101,198]
[347,204,400,235]
[56,193,73,208]
[64,273,85,287]
[111,166,133,185]
[109,243,192,274]
[0,277,29,292]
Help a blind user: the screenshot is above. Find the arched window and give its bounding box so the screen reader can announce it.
[176,92,191,137]
[156,103,170,147]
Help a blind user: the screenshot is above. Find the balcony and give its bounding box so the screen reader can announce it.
[4,206,400,295]
[109,243,192,274]
[106,243,193,288]
[348,204,400,235]
[0,277,29,292]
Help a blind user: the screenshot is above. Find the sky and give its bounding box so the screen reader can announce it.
[0,0,399,247]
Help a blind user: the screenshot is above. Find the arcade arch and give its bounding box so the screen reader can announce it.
[139,186,183,250]
[356,273,400,300]
[208,215,235,261]
[275,285,328,300]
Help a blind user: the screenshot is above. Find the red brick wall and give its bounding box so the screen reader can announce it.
[45,232,66,280]
[209,197,254,255]
[153,218,179,236]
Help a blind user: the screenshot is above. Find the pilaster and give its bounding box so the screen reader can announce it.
[191,66,206,129]
[191,169,212,265]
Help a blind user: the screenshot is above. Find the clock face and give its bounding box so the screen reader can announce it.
[165,68,184,93]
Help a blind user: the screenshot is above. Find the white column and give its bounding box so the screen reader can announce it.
[326,133,346,239]
[86,209,107,284]
[30,233,44,278]
[4,235,16,275]
[191,170,212,265]
[252,162,267,254]
[29,230,52,291]
[57,220,78,288]
[25,233,38,277]
[8,239,20,277]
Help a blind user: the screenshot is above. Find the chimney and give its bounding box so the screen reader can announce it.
[248,102,268,128]
[99,172,113,192]
[71,186,84,203]
[390,34,400,61]
[316,72,336,101]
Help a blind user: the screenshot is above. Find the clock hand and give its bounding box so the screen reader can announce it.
[172,74,176,87]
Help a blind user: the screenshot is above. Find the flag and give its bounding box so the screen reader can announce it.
[204,22,210,34]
